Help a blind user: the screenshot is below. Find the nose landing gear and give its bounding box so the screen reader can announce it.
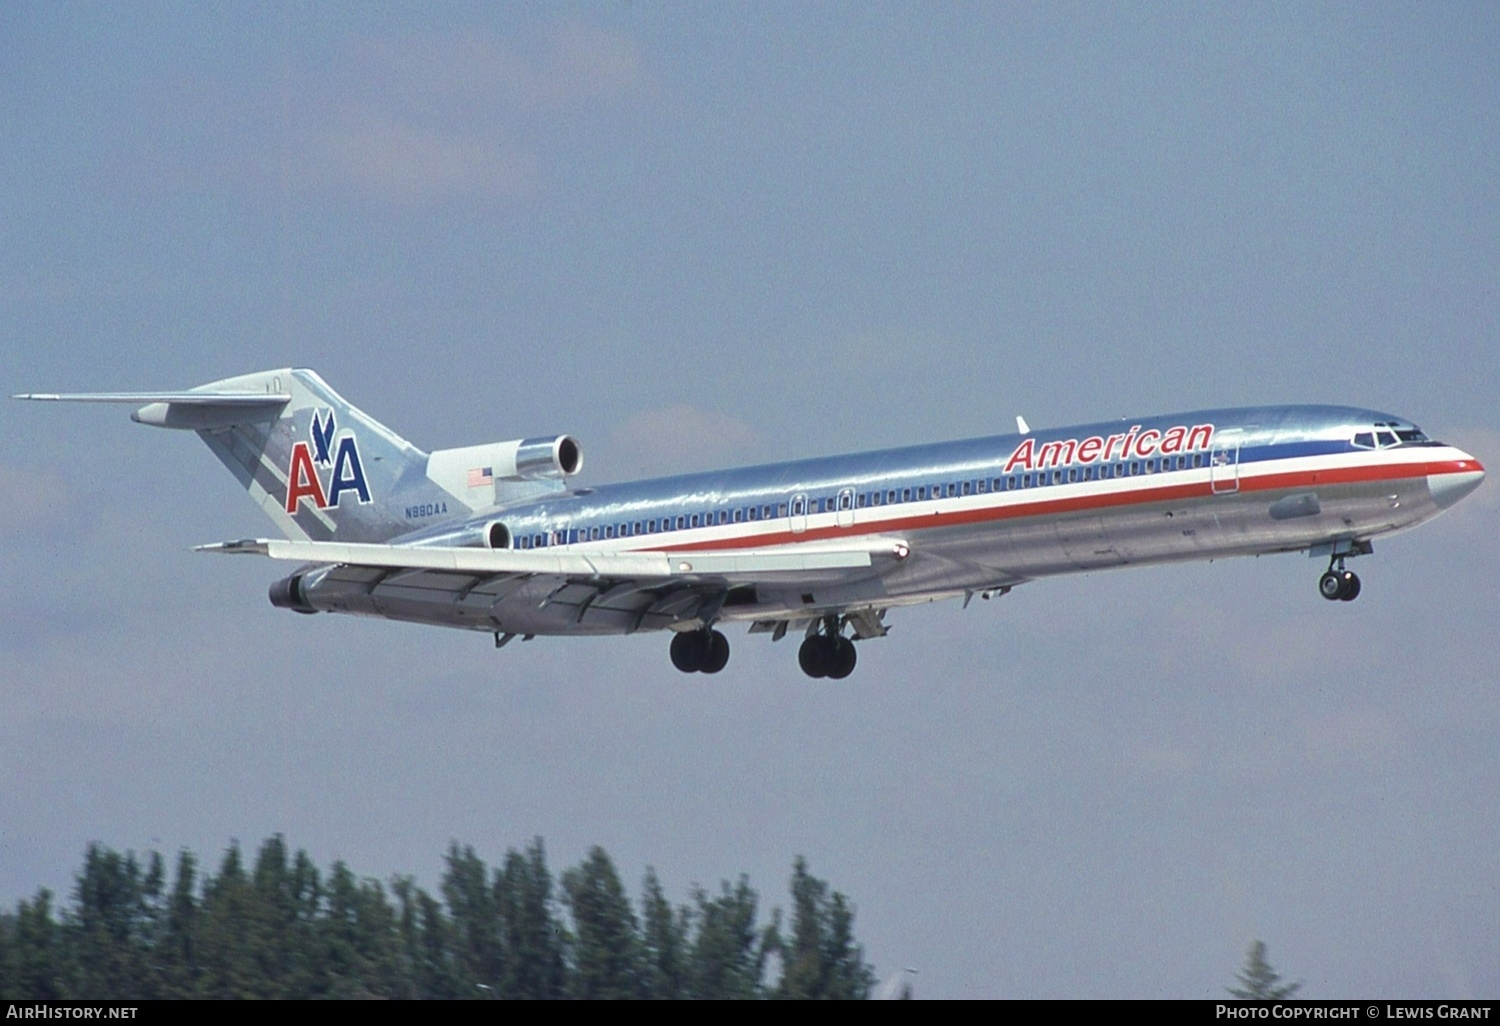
[1318,568,1361,601]
[1317,548,1364,602]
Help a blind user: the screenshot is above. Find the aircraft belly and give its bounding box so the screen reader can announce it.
[284,471,1448,634]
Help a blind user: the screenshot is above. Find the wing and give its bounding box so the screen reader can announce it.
[201,536,912,637]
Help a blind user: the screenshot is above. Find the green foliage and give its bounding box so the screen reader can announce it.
[776,857,876,999]
[1228,940,1301,1000]
[496,840,567,999]
[561,847,642,998]
[640,867,688,998]
[687,875,774,998]
[1,837,876,1000]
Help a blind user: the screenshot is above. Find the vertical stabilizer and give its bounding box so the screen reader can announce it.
[158,368,462,542]
[46,368,466,543]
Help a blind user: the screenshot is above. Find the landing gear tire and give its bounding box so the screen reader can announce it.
[826,637,857,679]
[670,630,709,672]
[798,635,832,678]
[1319,569,1361,602]
[672,629,730,673]
[799,634,855,679]
[701,630,730,674]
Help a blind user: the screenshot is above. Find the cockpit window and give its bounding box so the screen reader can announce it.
[1353,424,1434,449]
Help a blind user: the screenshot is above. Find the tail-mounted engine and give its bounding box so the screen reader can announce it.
[426,435,583,506]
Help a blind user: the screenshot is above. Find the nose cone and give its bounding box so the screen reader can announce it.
[1429,452,1485,510]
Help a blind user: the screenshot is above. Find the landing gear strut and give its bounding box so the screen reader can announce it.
[798,617,857,679]
[670,628,730,674]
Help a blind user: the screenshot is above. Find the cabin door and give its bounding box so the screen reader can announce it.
[790,493,809,534]
[836,488,855,528]
[1209,429,1243,495]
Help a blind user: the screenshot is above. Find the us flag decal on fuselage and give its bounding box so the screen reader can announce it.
[285,409,372,513]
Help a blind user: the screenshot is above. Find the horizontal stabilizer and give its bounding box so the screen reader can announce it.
[199,537,911,582]
[14,391,290,405]
[15,390,291,430]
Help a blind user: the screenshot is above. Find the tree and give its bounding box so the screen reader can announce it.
[496,840,567,999]
[68,846,164,999]
[639,868,688,999]
[8,891,65,1000]
[775,858,875,999]
[1228,940,1300,1000]
[687,876,772,999]
[441,842,503,995]
[195,842,259,999]
[561,847,642,998]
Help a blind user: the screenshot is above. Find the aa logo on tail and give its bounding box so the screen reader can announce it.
[286,409,371,513]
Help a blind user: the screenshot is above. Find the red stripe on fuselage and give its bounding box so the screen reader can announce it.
[625,456,1473,555]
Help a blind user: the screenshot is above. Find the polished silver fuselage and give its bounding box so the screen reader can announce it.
[296,404,1483,637]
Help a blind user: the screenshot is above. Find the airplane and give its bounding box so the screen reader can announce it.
[17,368,1485,678]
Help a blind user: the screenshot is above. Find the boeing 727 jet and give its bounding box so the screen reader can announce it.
[18,369,1484,677]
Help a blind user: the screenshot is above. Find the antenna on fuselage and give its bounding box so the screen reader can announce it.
[1016,415,1031,435]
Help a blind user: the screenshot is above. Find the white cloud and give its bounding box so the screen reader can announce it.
[285,22,651,205]
[609,405,763,477]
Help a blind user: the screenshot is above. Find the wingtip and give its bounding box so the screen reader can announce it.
[195,538,271,555]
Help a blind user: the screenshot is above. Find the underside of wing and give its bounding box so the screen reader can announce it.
[203,536,913,637]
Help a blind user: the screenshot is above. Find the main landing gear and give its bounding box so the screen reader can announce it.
[798,617,857,680]
[670,628,730,674]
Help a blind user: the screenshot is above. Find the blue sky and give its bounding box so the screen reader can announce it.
[3,3,1497,997]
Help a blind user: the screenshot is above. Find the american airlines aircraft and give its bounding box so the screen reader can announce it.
[18,369,1485,678]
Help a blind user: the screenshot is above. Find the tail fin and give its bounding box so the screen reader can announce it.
[20,368,464,542]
